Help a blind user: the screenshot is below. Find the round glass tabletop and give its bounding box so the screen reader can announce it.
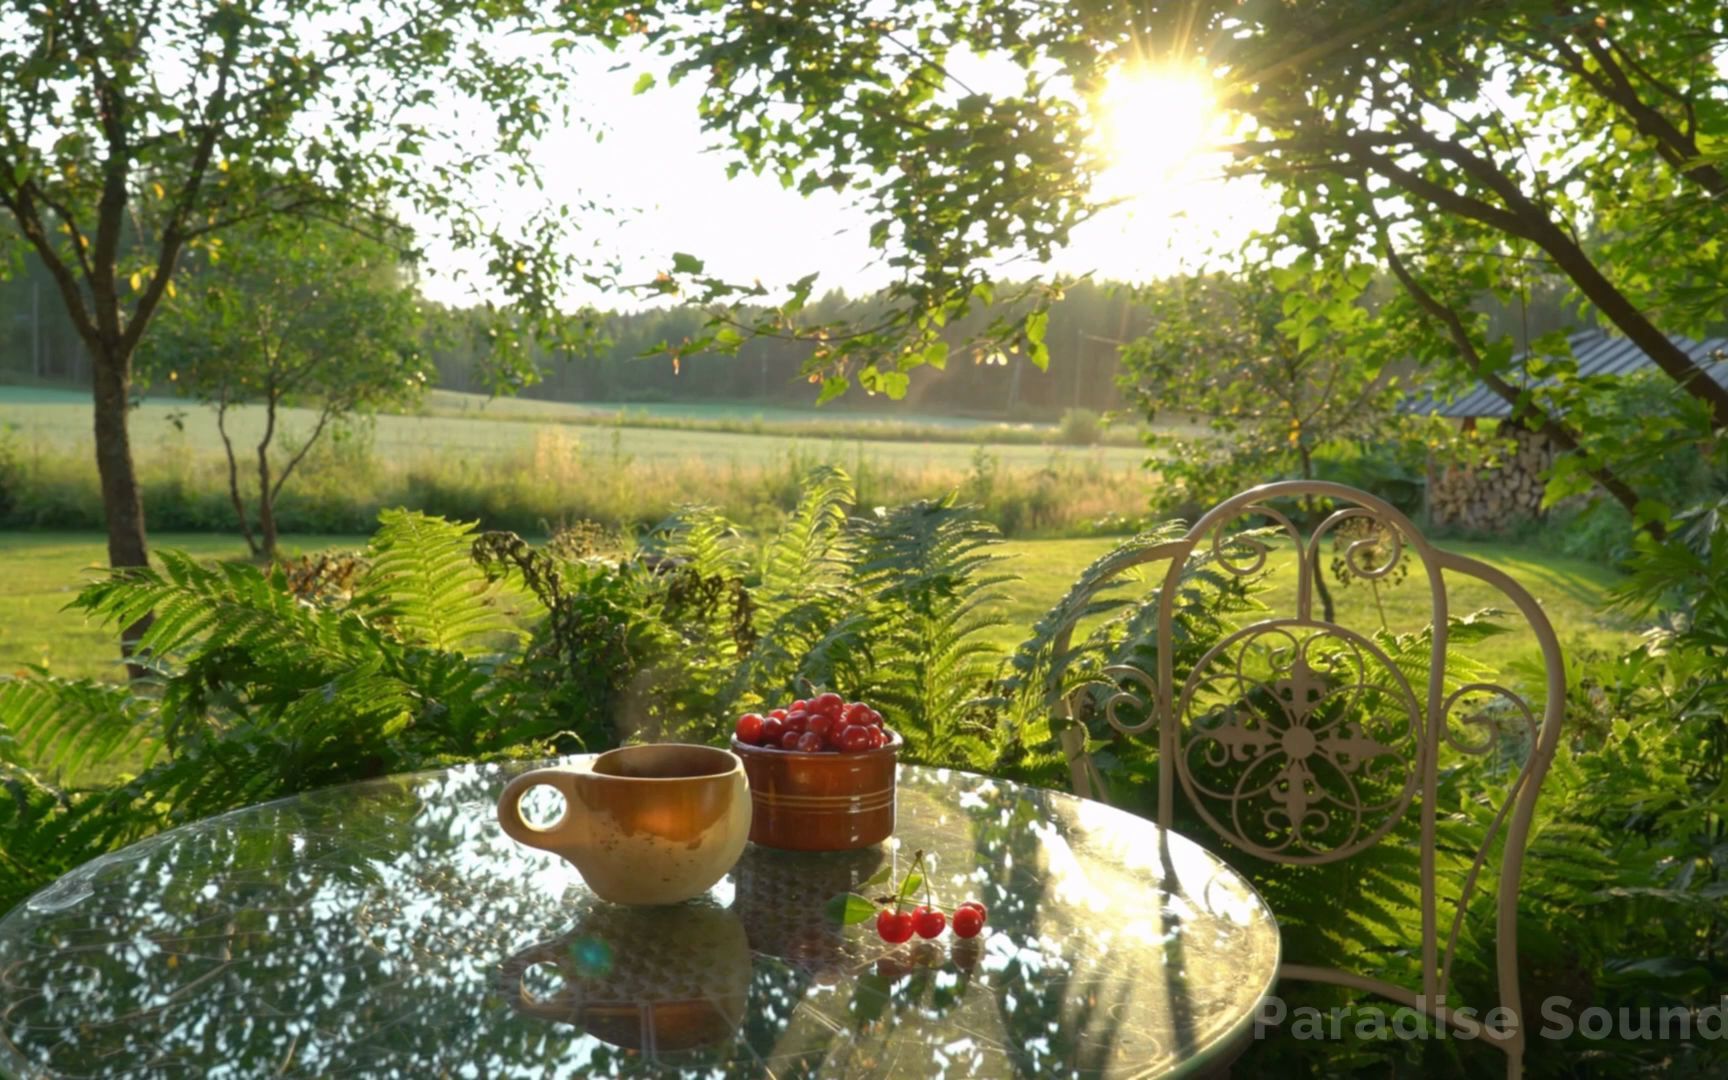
[0,761,1278,1078]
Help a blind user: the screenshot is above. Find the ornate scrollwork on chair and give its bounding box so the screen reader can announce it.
[1054,481,1565,1080]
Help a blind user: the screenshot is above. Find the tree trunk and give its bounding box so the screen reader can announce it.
[215,399,260,556]
[257,395,279,561]
[90,343,152,670]
[1298,452,1337,623]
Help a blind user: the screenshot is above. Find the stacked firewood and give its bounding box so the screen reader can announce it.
[1428,425,1556,532]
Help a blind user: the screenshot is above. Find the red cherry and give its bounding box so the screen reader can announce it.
[784,710,809,733]
[910,906,946,939]
[807,713,836,740]
[780,730,803,750]
[867,727,890,749]
[735,713,764,744]
[841,702,871,724]
[837,724,871,753]
[957,900,987,922]
[790,699,809,713]
[876,909,914,944]
[864,709,884,726]
[812,692,844,716]
[769,708,788,721]
[760,718,785,744]
[796,731,824,752]
[952,906,985,938]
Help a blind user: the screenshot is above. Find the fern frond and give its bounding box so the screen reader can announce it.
[0,677,155,782]
[760,465,856,608]
[358,510,526,653]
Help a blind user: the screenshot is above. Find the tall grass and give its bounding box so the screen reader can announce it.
[0,426,1154,540]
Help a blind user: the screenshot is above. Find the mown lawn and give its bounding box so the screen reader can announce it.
[1,530,1637,684]
[0,532,358,680]
[989,535,1639,675]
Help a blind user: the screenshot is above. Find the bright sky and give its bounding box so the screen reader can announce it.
[413,43,1279,311]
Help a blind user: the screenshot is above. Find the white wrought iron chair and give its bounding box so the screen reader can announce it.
[1054,481,1563,1079]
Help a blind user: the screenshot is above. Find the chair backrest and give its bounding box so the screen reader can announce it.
[1054,481,1564,1074]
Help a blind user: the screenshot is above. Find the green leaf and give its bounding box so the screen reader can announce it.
[879,371,910,399]
[1634,499,1672,528]
[897,871,923,903]
[816,374,850,404]
[860,864,894,889]
[671,252,704,275]
[1029,339,1050,371]
[922,339,949,370]
[1025,309,1048,346]
[632,72,656,95]
[825,892,878,925]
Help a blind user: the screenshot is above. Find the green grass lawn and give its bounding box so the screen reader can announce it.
[990,535,1640,674]
[2,530,1638,684]
[0,532,359,680]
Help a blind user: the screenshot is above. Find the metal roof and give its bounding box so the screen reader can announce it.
[1407,330,1728,418]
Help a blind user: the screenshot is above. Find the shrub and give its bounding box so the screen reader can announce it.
[1056,406,1102,446]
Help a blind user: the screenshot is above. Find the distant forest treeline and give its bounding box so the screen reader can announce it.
[425,280,1148,417]
[3,242,1594,419]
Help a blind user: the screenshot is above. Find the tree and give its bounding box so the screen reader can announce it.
[1119,261,1403,618]
[0,0,614,654]
[1199,0,1728,530]
[143,221,429,558]
[639,1,1722,531]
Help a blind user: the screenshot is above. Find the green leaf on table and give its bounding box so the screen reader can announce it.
[860,863,894,889]
[825,892,878,926]
[897,871,923,903]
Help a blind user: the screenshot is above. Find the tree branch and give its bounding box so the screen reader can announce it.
[119,27,241,358]
[1379,232,1662,538]
[270,404,334,502]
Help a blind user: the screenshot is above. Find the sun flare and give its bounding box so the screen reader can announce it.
[1092,66,1222,200]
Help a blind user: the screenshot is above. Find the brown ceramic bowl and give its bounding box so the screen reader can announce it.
[729,729,900,851]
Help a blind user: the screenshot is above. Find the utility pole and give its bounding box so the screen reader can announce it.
[1072,323,1083,408]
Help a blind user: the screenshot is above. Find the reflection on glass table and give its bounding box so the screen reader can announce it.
[0,761,1279,1078]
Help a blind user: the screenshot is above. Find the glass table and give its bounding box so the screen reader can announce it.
[0,761,1279,1078]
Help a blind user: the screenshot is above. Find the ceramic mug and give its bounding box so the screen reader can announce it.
[497,744,751,906]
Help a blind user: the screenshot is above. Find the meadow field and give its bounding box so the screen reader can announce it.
[0,386,1156,540]
[0,386,1150,468]
[1,385,1642,687]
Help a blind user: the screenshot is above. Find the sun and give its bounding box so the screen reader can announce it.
[1091,65,1222,201]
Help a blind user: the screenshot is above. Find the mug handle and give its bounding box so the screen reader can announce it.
[498,768,576,850]
[508,946,577,1022]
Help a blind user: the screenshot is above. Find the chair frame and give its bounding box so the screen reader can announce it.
[1054,481,1564,1078]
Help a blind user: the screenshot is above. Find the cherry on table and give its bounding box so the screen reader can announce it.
[876,909,914,944]
[911,906,946,939]
[952,905,985,939]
